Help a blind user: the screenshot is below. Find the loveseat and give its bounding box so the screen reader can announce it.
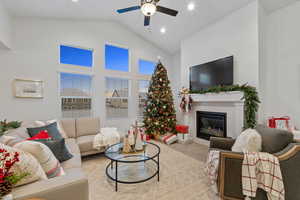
[210,125,300,200]
[1,117,105,200]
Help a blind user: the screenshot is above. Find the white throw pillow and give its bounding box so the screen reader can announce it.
[232,129,262,153]
[0,143,47,186]
[14,141,65,178]
[0,135,23,146]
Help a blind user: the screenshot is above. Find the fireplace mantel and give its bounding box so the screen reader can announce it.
[190,91,244,103]
[185,91,245,144]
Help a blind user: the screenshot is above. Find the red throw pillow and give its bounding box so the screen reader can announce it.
[27,130,51,140]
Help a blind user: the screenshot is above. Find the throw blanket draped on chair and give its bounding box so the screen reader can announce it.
[205,150,220,194]
[242,152,285,200]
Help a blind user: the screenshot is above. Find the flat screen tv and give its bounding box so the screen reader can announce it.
[190,56,234,91]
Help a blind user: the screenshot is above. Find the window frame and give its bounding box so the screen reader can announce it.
[105,76,130,119]
[137,79,151,118]
[104,43,131,73]
[59,44,94,69]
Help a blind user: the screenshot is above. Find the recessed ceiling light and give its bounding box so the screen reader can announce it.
[187,2,195,11]
[160,27,166,34]
[72,0,79,2]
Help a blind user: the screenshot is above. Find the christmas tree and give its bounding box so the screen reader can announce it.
[143,62,177,136]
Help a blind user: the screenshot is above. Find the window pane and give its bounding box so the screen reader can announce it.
[105,44,129,72]
[105,77,129,118]
[105,77,129,98]
[138,80,149,117]
[60,73,92,118]
[61,98,92,118]
[60,45,93,67]
[139,59,156,75]
[61,73,92,97]
[106,98,128,118]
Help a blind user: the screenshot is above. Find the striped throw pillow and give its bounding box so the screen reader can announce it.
[0,144,47,186]
[14,141,65,178]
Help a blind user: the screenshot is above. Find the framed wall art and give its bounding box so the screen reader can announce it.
[13,79,44,98]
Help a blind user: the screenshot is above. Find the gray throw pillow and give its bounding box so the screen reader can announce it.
[27,122,63,140]
[36,138,73,162]
[255,125,294,153]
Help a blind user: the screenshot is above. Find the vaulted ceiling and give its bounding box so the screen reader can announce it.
[2,0,298,54]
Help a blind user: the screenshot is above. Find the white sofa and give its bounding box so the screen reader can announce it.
[1,117,106,200]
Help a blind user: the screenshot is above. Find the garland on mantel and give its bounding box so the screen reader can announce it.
[190,84,260,129]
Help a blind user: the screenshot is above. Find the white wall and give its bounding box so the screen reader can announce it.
[181,1,260,89]
[262,1,300,127]
[258,1,267,122]
[0,18,172,131]
[0,1,12,49]
[170,51,182,122]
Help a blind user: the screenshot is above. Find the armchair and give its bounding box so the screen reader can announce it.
[210,125,300,200]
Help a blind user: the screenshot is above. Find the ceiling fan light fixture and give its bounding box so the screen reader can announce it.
[141,3,157,16]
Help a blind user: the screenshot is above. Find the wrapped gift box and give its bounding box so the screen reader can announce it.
[161,134,178,145]
[176,125,189,133]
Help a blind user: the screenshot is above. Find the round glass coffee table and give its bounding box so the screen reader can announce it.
[104,142,160,191]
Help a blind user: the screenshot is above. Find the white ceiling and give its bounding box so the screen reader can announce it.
[2,0,299,54]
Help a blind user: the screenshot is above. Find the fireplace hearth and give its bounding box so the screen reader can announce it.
[196,111,227,140]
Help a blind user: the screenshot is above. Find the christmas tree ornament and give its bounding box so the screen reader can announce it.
[128,128,135,146]
[122,135,132,153]
[135,130,143,151]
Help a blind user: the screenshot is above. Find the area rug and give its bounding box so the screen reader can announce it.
[82,142,216,200]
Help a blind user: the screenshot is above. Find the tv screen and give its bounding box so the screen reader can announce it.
[190,56,234,91]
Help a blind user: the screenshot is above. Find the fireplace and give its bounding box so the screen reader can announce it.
[196,111,227,140]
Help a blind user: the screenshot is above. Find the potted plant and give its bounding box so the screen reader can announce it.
[0,148,28,199]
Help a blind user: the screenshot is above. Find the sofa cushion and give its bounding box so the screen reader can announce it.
[36,138,73,162]
[61,139,81,170]
[14,141,65,179]
[0,135,23,146]
[4,127,30,139]
[47,120,68,138]
[27,122,63,140]
[256,125,294,153]
[76,117,100,137]
[27,130,51,140]
[60,119,76,138]
[77,135,95,153]
[0,143,48,186]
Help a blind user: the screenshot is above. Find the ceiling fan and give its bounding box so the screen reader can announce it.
[117,0,179,26]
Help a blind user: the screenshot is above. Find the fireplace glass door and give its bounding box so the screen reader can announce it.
[196,111,227,140]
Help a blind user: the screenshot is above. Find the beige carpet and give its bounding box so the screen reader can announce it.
[82,142,216,200]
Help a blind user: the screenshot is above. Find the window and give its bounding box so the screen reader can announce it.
[105,77,129,118]
[138,80,150,117]
[60,45,93,67]
[60,72,92,118]
[105,44,129,72]
[139,59,156,75]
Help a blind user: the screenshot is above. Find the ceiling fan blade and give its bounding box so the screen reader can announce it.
[144,16,150,26]
[156,6,178,16]
[117,6,141,14]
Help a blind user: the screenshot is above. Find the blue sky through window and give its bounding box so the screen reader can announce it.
[105,44,129,72]
[139,59,156,75]
[60,45,93,67]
